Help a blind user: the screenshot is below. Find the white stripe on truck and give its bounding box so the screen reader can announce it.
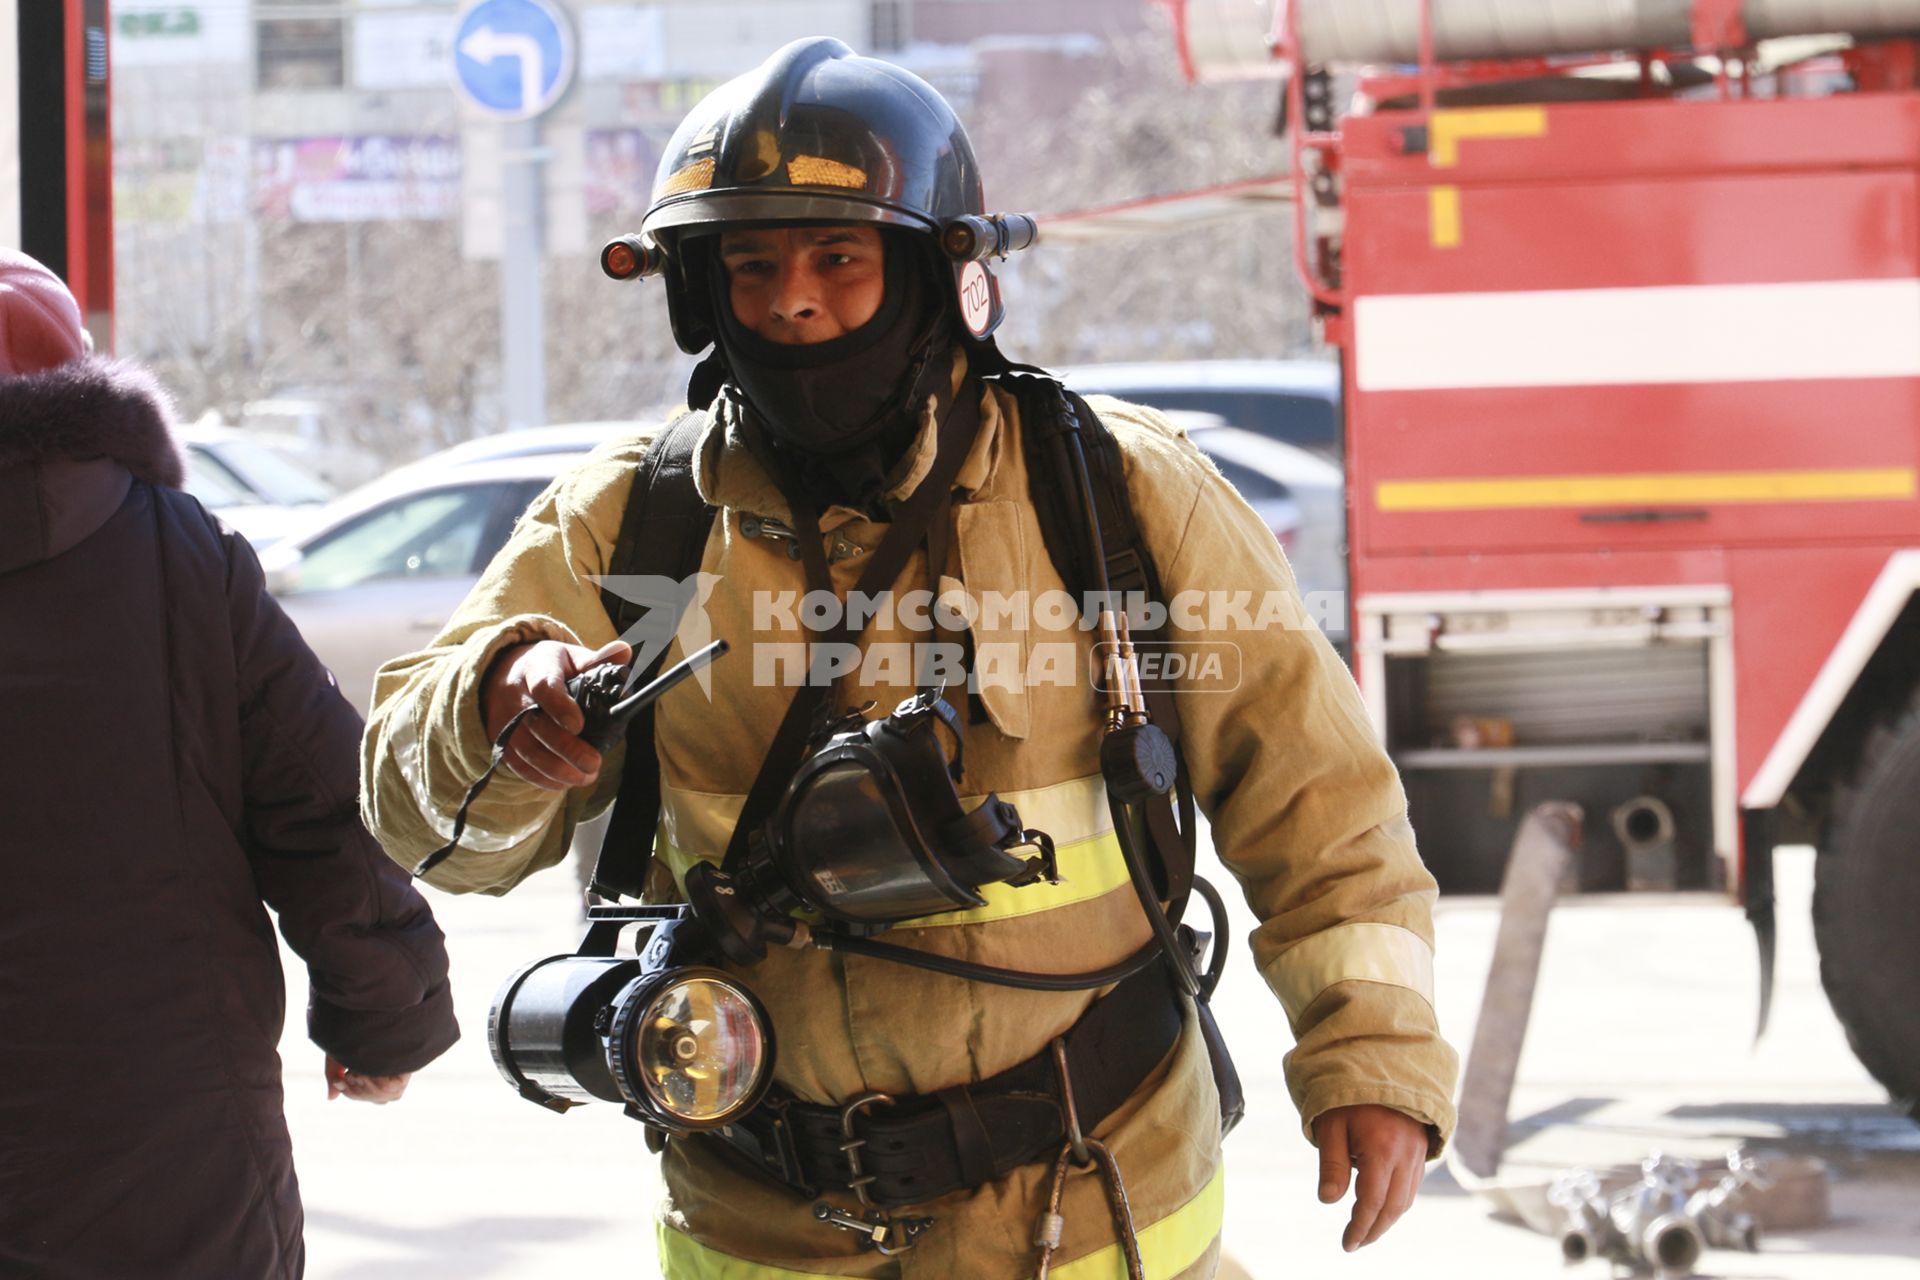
[1356,279,1920,391]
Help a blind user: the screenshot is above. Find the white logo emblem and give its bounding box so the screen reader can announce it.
[959,262,992,336]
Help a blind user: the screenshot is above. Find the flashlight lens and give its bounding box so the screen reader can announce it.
[634,975,769,1125]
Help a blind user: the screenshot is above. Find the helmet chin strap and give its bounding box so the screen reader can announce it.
[707,231,954,508]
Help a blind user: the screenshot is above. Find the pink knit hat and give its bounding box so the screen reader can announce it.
[0,249,89,377]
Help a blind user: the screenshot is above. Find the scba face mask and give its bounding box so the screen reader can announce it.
[686,690,1059,963]
[706,229,953,459]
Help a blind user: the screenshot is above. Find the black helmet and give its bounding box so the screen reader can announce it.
[635,38,1021,353]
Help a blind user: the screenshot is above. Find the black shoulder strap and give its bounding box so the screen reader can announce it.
[1002,375,1197,909]
[590,411,718,900]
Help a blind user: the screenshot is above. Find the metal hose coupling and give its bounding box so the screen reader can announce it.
[1549,1149,1764,1276]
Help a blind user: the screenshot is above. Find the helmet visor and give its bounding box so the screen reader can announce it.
[644,192,936,242]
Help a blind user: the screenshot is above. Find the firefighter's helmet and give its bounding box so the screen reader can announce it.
[633,37,1020,353]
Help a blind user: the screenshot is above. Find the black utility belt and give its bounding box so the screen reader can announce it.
[704,960,1184,1209]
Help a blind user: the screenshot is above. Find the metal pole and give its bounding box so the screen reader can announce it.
[1417,0,1437,118]
[499,116,546,432]
[0,0,19,249]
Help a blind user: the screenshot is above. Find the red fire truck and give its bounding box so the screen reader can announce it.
[1144,0,1920,1113]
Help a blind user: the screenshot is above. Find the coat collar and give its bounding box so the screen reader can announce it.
[692,349,1003,530]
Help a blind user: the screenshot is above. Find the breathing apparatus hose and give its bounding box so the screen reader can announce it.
[1110,793,1205,999]
[1189,876,1230,999]
[1047,393,1216,1002]
[821,936,1166,992]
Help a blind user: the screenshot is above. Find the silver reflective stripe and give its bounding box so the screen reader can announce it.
[388,707,553,854]
[1265,922,1437,1027]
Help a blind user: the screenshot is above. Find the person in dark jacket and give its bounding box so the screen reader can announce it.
[0,248,460,1277]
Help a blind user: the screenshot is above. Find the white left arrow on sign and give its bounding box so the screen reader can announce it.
[460,24,545,115]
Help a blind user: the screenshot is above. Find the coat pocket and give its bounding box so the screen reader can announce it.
[952,499,1034,740]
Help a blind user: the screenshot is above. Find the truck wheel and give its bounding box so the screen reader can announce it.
[1814,693,1920,1117]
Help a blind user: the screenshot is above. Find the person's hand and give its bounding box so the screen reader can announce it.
[1312,1103,1431,1251]
[481,638,632,791]
[325,1055,411,1104]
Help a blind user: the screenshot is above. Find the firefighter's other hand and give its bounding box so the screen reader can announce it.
[483,638,632,790]
[325,1055,411,1104]
[1312,1104,1430,1251]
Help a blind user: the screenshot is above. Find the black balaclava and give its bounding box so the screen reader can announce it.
[709,228,954,509]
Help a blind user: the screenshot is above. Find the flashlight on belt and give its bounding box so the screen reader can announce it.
[488,905,774,1131]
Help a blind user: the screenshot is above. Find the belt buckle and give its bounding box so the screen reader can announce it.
[836,1090,895,1208]
[812,1091,933,1255]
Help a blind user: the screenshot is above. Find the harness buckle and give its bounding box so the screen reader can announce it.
[1009,828,1061,887]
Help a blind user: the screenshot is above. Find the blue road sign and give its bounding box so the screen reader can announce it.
[452,0,575,121]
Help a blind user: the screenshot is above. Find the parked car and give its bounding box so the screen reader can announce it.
[231,399,386,490]
[179,425,340,548]
[1062,359,1343,461]
[258,424,658,888]
[258,422,674,711]
[420,420,640,465]
[260,455,578,715]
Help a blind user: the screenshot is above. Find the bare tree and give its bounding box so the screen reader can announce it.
[969,26,1316,366]
[112,17,1312,469]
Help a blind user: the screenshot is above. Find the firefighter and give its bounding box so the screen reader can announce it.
[362,38,1457,1278]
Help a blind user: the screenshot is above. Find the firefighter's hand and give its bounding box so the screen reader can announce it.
[1313,1104,1430,1251]
[482,638,632,790]
[325,1055,411,1104]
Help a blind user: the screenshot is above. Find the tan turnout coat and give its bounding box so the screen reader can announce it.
[362,368,1458,1278]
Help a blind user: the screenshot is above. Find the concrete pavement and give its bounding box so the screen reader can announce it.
[278,848,1920,1277]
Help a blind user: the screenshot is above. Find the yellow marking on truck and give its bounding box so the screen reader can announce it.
[1429,107,1549,168]
[1424,107,1547,246]
[1377,468,1918,511]
[1430,186,1462,247]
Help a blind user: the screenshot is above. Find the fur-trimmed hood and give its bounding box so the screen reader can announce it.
[0,358,183,573]
[0,356,183,486]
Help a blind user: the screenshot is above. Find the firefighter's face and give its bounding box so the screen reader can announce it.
[718,225,885,344]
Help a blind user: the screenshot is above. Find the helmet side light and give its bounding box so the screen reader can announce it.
[602,235,667,281]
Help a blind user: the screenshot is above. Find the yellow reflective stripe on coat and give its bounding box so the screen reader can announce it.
[1043,1168,1224,1280]
[654,773,1132,928]
[653,1170,1224,1280]
[1264,922,1437,1027]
